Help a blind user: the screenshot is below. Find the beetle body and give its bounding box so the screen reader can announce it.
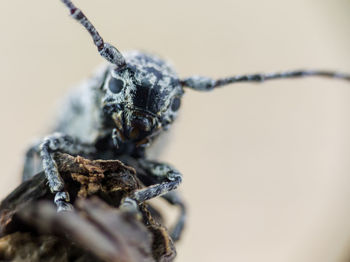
[23,48,187,241]
[21,0,350,243]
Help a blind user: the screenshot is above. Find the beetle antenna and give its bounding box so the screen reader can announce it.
[181,70,350,91]
[60,0,126,68]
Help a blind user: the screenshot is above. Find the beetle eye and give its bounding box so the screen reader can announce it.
[171,97,181,111]
[109,78,124,94]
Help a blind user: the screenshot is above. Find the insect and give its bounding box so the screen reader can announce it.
[21,0,350,242]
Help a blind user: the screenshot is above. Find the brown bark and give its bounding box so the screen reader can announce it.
[0,153,176,262]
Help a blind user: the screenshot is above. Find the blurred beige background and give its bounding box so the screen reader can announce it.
[1,0,350,261]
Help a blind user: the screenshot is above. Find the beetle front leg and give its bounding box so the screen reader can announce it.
[120,160,184,240]
[40,132,95,212]
[120,160,182,206]
[130,160,182,203]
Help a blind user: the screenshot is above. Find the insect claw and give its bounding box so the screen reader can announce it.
[57,202,74,212]
[55,191,73,212]
[120,197,142,220]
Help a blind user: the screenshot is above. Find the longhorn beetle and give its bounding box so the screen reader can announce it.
[22,0,350,242]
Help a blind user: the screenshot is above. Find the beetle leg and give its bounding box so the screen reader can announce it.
[131,161,182,203]
[40,132,95,212]
[161,191,186,242]
[120,160,184,240]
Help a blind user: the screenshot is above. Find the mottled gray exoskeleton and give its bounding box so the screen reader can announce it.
[22,0,350,242]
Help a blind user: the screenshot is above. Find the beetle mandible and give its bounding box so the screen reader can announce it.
[21,0,350,242]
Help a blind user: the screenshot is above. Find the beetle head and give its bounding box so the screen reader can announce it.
[102,51,184,145]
